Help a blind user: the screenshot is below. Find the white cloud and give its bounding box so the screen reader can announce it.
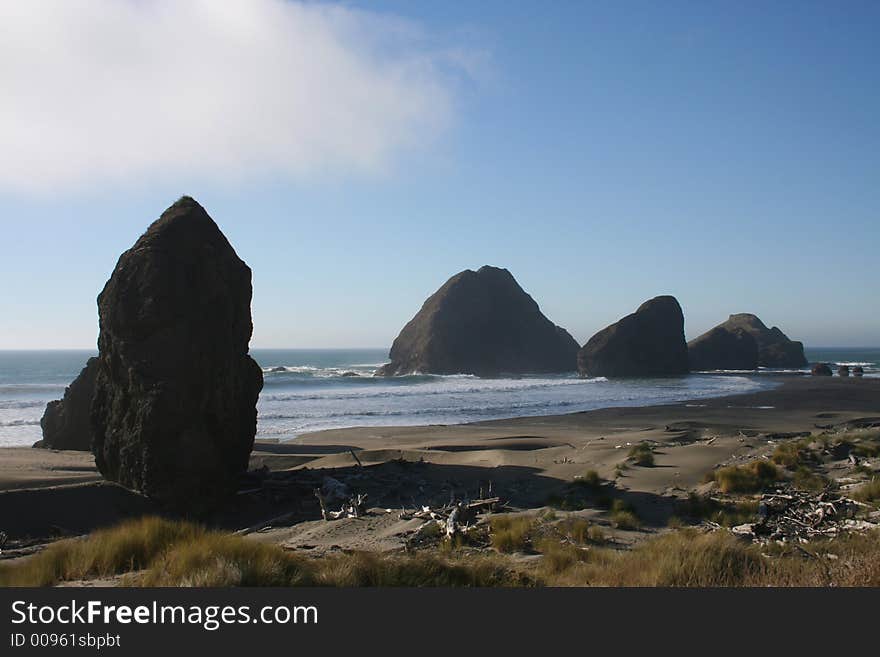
[0,0,477,192]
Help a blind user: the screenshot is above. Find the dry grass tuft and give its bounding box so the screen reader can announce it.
[556,517,605,545]
[0,516,201,587]
[310,551,530,587]
[489,515,536,553]
[627,443,655,467]
[710,460,780,493]
[678,493,758,527]
[792,466,831,492]
[771,441,813,469]
[575,469,603,489]
[852,478,880,503]
[132,533,314,586]
[609,500,640,530]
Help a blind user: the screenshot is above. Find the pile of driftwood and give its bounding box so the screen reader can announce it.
[234,458,504,536]
[726,488,878,544]
[309,472,503,546]
[400,497,502,538]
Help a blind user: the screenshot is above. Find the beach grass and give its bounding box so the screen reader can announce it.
[0,516,202,586]
[771,440,813,469]
[609,499,641,530]
[627,443,655,467]
[792,466,831,492]
[2,516,880,587]
[489,514,536,553]
[555,517,605,545]
[709,460,780,493]
[677,493,759,527]
[852,478,880,503]
[574,469,603,489]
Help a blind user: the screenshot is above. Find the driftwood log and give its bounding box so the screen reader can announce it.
[722,487,878,544]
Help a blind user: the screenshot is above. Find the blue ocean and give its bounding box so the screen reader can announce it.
[1,347,877,448]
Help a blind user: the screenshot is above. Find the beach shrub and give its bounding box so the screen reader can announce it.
[771,441,813,469]
[546,493,587,511]
[546,476,607,510]
[609,500,640,530]
[710,460,780,493]
[667,516,684,529]
[792,466,831,492]
[535,539,590,574]
[852,478,880,503]
[556,517,605,545]
[489,515,536,553]
[610,511,640,530]
[627,443,655,467]
[678,493,759,527]
[853,441,880,459]
[575,469,603,489]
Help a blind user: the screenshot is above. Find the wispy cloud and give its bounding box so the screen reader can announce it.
[0,0,480,192]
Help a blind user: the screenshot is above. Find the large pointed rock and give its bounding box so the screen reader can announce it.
[377,266,579,376]
[577,296,688,378]
[714,314,806,368]
[35,357,98,451]
[91,197,263,514]
[688,326,758,371]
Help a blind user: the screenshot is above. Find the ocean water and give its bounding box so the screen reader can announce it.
[1,347,877,448]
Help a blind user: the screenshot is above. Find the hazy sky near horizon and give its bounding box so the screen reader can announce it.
[1,0,878,349]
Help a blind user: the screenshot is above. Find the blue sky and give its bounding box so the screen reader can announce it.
[1,1,878,349]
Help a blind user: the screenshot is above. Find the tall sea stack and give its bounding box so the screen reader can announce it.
[577,296,689,378]
[377,266,579,376]
[91,197,263,514]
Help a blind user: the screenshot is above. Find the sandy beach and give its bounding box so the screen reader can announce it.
[2,375,877,554]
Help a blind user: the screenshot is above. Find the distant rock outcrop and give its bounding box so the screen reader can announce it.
[35,358,98,451]
[838,365,850,377]
[812,363,833,376]
[577,296,689,378]
[853,366,865,377]
[688,326,758,371]
[712,314,806,368]
[91,197,263,514]
[377,266,579,376]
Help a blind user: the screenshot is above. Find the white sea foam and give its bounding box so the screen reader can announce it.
[0,419,40,427]
[0,350,778,447]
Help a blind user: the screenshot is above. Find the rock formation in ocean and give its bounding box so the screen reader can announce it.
[90,197,263,514]
[35,358,99,451]
[377,266,579,376]
[838,365,850,377]
[812,363,833,376]
[713,314,807,368]
[853,366,865,377]
[687,326,759,371]
[577,296,689,378]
